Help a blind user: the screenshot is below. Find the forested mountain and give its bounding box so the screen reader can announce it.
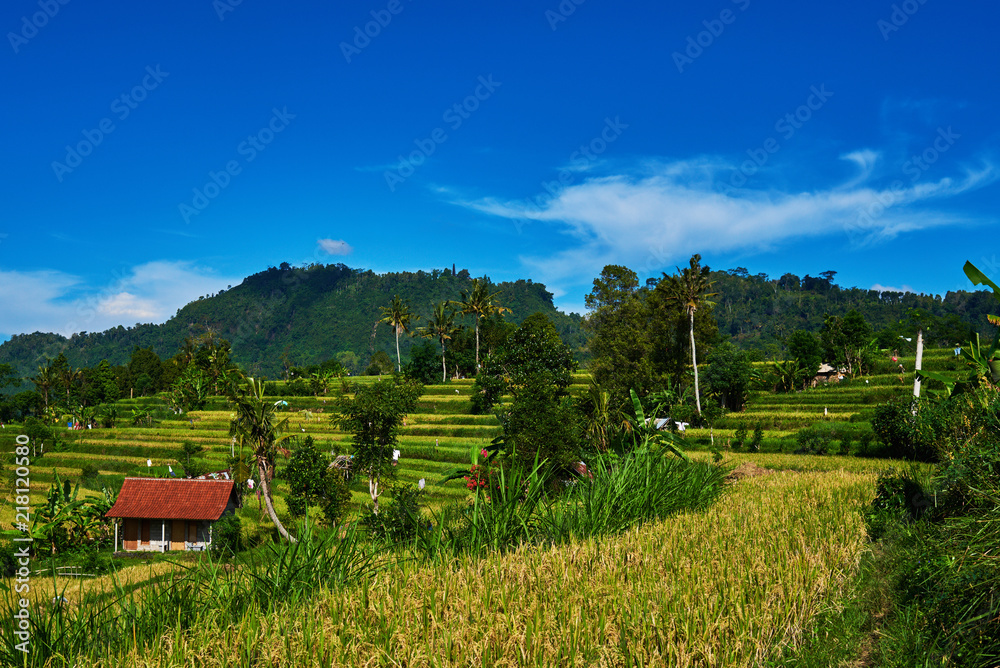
[0,263,586,378]
[1,262,995,381]
[708,268,995,356]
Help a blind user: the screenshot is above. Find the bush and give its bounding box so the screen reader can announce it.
[80,463,100,482]
[361,483,425,543]
[795,429,828,455]
[79,546,113,575]
[470,371,505,415]
[731,422,748,450]
[0,543,15,578]
[871,398,957,462]
[862,470,930,541]
[748,423,763,453]
[210,513,242,556]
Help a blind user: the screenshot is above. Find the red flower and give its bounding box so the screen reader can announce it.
[481,449,489,458]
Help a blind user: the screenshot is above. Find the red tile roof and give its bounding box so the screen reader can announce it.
[105,478,235,520]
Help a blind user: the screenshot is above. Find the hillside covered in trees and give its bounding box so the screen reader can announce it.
[0,263,585,378]
[1,262,996,381]
[709,268,994,356]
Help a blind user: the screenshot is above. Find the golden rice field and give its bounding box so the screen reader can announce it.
[86,467,877,668]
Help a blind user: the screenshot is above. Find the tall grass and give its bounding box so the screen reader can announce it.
[0,523,382,667]
[82,470,875,667]
[543,450,728,540]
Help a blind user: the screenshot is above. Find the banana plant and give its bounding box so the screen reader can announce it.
[962,261,1000,384]
[916,262,1000,396]
[625,389,690,462]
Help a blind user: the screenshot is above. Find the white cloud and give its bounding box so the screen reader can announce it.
[870,283,915,294]
[456,155,996,293]
[318,238,353,255]
[0,261,242,337]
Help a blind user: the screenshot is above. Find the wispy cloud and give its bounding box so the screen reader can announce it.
[318,238,353,255]
[0,261,242,337]
[455,154,996,291]
[871,283,915,294]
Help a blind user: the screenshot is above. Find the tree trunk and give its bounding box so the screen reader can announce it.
[690,310,702,416]
[475,317,480,371]
[258,461,297,543]
[395,325,402,374]
[441,338,447,383]
[913,328,923,398]
[369,476,380,515]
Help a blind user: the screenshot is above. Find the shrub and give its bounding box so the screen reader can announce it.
[210,513,243,556]
[871,398,957,462]
[361,483,425,543]
[862,470,930,541]
[838,434,853,456]
[748,423,763,452]
[0,543,15,578]
[795,428,828,455]
[731,422,748,450]
[857,431,874,457]
[80,463,100,482]
[79,546,113,575]
[470,371,505,415]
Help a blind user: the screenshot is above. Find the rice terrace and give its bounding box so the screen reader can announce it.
[3,2,999,666]
[0,257,997,667]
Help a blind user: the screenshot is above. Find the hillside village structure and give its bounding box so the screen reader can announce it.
[105,478,237,552]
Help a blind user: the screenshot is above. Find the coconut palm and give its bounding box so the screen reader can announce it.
[379,295,420,373]
[31,364,55,411]
[453,279,511,370]
[419,302,458,383]
[228,376,297,543]
[662,254,717,416]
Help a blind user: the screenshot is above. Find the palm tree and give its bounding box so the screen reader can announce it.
[228,376,297,543]
[419,302,457,383]
[31,365,55,412]
[453,279,511,370]
[663,254,717,416]
[379,295,419,373]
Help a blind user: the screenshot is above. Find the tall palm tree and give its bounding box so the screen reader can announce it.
[31,364,55,412]
[379,295,419,373]
[453,279,511,370]
[419,302,457,383]
[58,365,81,406]
[228,376,297,543]
[663,254,717,416]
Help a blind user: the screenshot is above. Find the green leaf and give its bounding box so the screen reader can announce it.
[630,388,646,424]
[964,261,1000,296]
[916,369,957,397]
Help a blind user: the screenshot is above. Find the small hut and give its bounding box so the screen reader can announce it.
[105,478,237,552]
[811,363,841,387]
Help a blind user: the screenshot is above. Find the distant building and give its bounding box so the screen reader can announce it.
[105,478,237,552]
[811,363,841,387]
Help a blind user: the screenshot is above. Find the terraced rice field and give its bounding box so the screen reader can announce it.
[0,348,958,525]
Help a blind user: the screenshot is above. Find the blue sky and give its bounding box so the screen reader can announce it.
[1,0,998,340]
